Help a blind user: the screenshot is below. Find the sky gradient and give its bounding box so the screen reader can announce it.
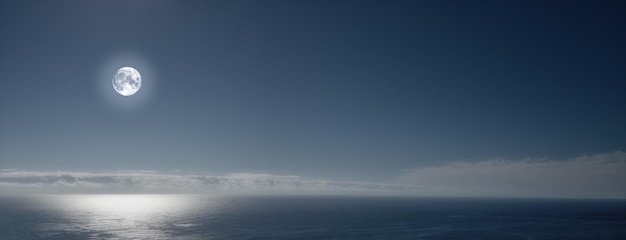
[1,0,625,197]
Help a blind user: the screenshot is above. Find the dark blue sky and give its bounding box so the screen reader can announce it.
[1,0,624,182]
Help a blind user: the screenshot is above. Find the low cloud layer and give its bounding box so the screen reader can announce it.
[2,151,625,198]
[0,170,411,195]
[401,151,626,199]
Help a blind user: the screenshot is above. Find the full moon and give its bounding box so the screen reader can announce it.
[112,67,142,96]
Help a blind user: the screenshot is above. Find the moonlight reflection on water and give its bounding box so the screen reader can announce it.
[2,195,625,239]
[36,195,216,239]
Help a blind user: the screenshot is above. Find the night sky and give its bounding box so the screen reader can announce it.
[1,0,625,191]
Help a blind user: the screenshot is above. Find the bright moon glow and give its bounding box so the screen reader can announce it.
[112,67,142,96]
[36,195,224,238]
[67,195,182,215]
[48,195,194,238]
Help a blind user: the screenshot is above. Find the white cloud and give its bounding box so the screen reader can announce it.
[2,151,625,198]
[400,151,626,199]
[0,170,411,195]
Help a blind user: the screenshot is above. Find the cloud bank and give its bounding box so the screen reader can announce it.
[2,151,625,198]
[0,170,411,195]
[401,151,626,199]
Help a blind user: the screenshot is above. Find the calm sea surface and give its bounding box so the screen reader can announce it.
[0,195,625,239]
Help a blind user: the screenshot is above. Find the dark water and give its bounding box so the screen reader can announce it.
[1,195,625,239]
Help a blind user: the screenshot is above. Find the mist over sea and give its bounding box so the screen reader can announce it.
[1,195,625,239]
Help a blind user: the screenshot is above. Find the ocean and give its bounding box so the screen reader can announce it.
[0,195,625,239]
